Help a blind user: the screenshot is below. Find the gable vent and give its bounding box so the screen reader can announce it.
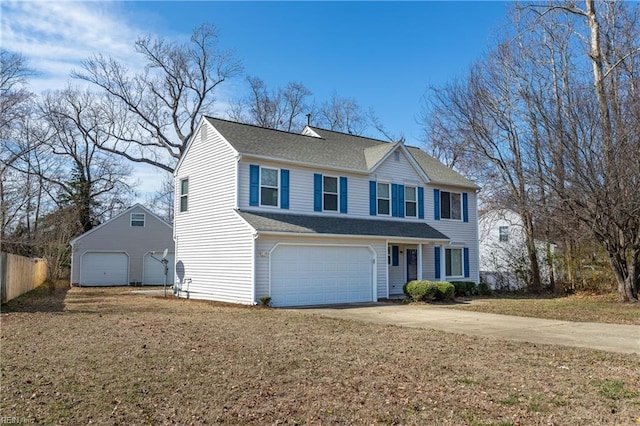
[394,151,400,161]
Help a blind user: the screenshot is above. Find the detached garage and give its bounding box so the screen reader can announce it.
[70,204,174,287]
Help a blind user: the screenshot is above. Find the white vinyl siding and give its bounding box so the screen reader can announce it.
[174,121,255,304]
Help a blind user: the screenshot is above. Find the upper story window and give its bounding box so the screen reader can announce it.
[323,176,338,211]
[377,183,390,215]
[405,186,417,218]
[499,226,510,242]
[445,248,463,277]
[441,191,462,220]
[131,213,145,227]
[180,178,189,212]
[260,167,279,207]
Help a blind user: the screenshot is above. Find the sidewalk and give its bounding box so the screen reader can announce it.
[296,303,640,354]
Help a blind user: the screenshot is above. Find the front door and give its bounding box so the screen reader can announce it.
[407,248,417,282]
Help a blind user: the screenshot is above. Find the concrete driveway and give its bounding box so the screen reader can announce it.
[295,303,640,355]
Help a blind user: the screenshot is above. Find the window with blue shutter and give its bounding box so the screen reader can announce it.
[434,246,441,279]
[418,187,424,219]
[249,165,259,206]
[280,169,289,209]
[398,184,405,218]
[339,177,348,213]
[464,247,470,278]
[391,184,399,217]
[369,181,377,216]
[314,174,322,212]
[392,245,399,266]
[434,189,440,220]
[463,192,469,223]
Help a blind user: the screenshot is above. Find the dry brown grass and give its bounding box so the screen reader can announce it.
[450,292,640,325]
[2,284,639,425]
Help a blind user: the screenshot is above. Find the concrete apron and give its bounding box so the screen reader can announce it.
[294,303,640,355]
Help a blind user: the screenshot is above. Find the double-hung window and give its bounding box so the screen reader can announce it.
[499,226,510,242]
[131,213,145,227]
[180,178,189,212]
[445,248,463,277]
[441,191,462,220]
[405,186,417,218]
[377,183,390,215]
[260,168,279,207]
[323,176,338,211]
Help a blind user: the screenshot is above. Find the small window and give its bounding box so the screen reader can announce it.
[323,176,338,211]
[377,183,390,215]
[499,226,510,242]
[131,213,145,227]
[260,168,279,207]
[445,248,463,277]
[180,178,189,212]
[405,186,417,218]
[441,191,461,220]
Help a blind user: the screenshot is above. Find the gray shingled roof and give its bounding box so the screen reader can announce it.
[206,117,478,189]
[237,210,449,240]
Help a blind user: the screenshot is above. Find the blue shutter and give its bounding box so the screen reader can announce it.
[249,165,259,206]
[418,187,424,219]
[391,184,398,217]
[339,177,348,213]
[392,246,399,266]
[280,169,289,209]
[369,181,377,216]
[314,173,322,212]
[464,247,470,278]
[398,184,405,218]
[434,247,441,279]
[434,189,440,220]
[462,192,469,223]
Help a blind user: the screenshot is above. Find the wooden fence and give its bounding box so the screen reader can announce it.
[0,252,48,303]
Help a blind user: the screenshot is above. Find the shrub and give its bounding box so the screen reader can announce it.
[259,295,272,307]
[477,281,492,296]
[451,281,477,297]
[404,280,455,302]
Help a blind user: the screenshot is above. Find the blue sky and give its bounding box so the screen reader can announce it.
[2,1,509,193]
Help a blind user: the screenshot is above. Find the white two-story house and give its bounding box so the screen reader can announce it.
[173,117,479,307]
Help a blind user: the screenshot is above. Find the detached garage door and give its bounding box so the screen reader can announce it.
[143,253,175,285]
[270,245,374,307]
[80,252,128,286]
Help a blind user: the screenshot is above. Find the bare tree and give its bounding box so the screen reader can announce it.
[73,23,242,172]
[316,92,370,135]
[228,76,313,132]
[145,172,175,224]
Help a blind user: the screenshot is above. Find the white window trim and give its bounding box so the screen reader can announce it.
[260,166,280,208]
[445,248,464,278]
[130,213,145,227]
[440,190,462,221]
[322,175,339,212]
[377,182,391,216]
[179,178,189,213]
[404,186,417,218]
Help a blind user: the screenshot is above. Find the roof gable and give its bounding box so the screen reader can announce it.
[70,204,172,245]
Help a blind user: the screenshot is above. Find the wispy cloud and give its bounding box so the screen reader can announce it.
[1,1,144,93]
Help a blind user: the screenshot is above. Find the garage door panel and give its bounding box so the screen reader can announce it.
[80,252,128,286]
[143,253,175,285]
[270,245,373,307]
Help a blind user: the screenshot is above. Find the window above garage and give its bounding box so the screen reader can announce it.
[131,213,145,227]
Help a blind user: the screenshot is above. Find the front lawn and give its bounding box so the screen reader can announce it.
[1,285,639,425]
[449,293,640,325]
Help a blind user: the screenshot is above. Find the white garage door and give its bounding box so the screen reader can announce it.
[270,245,374,307]
[80,252,129,286]
[143,253,175,285]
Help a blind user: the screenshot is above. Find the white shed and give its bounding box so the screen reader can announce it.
[70,204,174,286]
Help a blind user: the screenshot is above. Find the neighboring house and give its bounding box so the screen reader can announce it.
[173,117,480,307]
[70,204,174,286]
[479,209,555,290]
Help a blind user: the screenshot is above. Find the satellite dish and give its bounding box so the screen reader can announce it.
[162,248,168,260]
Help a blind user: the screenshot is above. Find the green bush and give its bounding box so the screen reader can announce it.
[259,295,272,307]
[404,280,455,302]
[451,281,478,297]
